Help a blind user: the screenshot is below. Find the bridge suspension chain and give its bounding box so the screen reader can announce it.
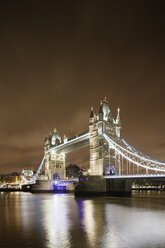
[21,156,45,185]
[33,156,45,180]
[103,133,165,172]
[120,137,165,163]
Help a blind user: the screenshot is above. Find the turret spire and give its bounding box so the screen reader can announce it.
[102,96,108,104]
[116,108,121,125]
[101,97,110,120]
[99,101,103,113]
[89,106,94,118]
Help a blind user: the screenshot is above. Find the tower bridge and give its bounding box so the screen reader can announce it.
[23,98,165,194]
[43,97,123,180]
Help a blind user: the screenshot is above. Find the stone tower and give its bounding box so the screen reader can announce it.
[89,98,121,176]
[44,129,66,180]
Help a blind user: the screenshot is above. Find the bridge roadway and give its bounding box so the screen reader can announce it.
[104,174,165,179]
[105,174,165,188]
[49,130,90,154]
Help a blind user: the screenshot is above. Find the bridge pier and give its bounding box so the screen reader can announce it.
[106,178,131,196]
[22,180,77,193]
[75,176,131,197]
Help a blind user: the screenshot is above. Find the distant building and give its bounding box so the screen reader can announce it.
[11,172,21,176]
[0,174,21,184]
[22,170,34,177]
[66,164,81,178]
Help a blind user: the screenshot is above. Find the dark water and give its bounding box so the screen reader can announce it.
[0,191,165,248]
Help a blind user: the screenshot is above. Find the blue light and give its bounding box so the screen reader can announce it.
[53,185,66,191]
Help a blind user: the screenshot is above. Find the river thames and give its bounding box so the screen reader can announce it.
[0,191,165,248]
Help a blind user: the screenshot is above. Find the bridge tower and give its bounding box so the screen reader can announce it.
[44,129,66,180]
[89,98,121,176]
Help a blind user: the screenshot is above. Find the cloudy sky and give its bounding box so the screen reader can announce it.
[0,0,165,173]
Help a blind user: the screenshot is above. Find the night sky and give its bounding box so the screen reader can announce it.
[0,0,165,173]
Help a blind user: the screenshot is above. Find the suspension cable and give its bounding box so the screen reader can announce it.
[103,133,165,172]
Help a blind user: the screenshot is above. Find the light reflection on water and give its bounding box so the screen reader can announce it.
[42,194,71,248]
[0,191,165,248]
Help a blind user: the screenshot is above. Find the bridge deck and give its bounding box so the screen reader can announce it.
[49,131,90,153]
[104,174,165,179]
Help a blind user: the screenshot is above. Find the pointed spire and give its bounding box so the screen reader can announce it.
[116,108,121,125]
[45,136,50,146]
[99,101,103,113]
[117,108,120,117]
[102,96,108,104]
[89,106,94,118]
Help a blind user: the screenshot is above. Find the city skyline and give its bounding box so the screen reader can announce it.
[0,1,165,173]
